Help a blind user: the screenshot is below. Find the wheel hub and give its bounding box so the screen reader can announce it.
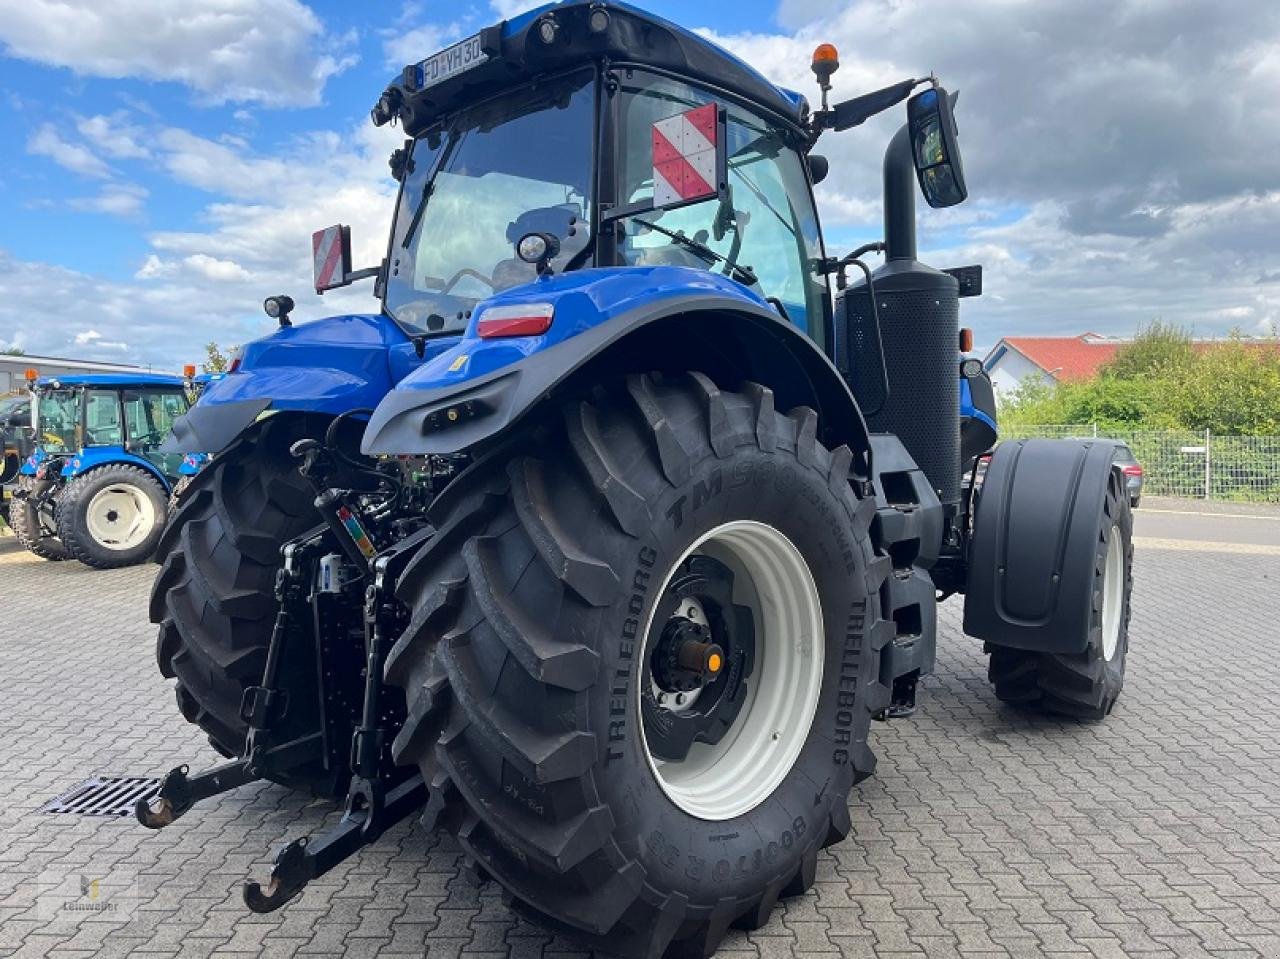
[651,616,725,695]
[85,484,155,550]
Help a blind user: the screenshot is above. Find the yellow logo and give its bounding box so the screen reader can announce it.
[80,876,100,900]
[448,354,468,373]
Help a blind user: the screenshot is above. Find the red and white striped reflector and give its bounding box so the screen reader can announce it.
[476,302,555,338]
[312,225,348,292]
[652,103,718,206]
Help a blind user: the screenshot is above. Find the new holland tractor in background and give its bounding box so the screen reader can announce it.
[9,369,192,567]
[137,3,1135,955]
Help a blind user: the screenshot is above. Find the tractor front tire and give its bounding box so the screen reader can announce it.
[150,415,339,794]
[9,476,70,561]
[386,373,891,957]
[58,464,169,569]
[986,475,1134,720]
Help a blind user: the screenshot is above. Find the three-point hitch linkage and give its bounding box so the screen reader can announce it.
[136,437,428,911]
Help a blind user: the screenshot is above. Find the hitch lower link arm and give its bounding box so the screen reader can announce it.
[135,531,328,830]
[242,541,431,913]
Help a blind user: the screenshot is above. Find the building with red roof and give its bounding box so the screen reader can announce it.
[982,332,1280,394]
[982,333,1121,393]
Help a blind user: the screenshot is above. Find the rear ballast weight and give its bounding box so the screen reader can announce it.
[139,3,1137,955]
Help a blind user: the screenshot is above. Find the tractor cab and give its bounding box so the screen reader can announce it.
[22,372,190,482]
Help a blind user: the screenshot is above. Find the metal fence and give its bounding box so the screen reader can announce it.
[1000,424,1280,503]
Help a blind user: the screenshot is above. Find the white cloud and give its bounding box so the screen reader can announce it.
[26,124,112,179]
[135,254,176,280]
[489,0,545,19]
[0,0,356,107]
[183,253,251,282]
[76,113,151,159]
[74,330,103,345]
[383,22,465,69]
[68,183,149,217]
[154,128,294,199]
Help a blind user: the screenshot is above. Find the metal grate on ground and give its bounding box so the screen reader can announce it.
[39,776,160,817]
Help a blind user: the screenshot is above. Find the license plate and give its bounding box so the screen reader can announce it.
[414,34,488,90]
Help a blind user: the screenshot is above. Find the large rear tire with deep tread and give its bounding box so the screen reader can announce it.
[986,472,1134,720]
[386,372,891,957]
[149,414,340,794]
[9,475,70,561]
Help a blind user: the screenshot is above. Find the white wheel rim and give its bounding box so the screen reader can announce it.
[85,484,156,551]
[640,520,824,821]
[1101,527,1123,661]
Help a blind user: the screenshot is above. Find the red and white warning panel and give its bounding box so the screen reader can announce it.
[651,103,719,207]
[312,224,351,293]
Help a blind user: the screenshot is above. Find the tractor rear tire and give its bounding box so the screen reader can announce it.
[986,475,1133,720]
[58,464,169,569]
[9,476,70,561]
[386,373,891,956]
[149,415,339,794]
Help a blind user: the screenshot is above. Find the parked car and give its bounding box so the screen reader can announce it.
[1113,441,1144,507]
[971,439,1143,508]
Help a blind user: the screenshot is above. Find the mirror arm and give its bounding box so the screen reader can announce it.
[816,77,926,134]
[345,266,381,284]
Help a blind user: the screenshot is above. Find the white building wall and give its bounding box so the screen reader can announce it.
[987,349,1052,396]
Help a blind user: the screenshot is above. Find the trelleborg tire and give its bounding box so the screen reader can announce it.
[149,414,342,794]
[986,470,1134,720]
[57,464,169,569]
[386,372,892,957]
[9,475,70,561]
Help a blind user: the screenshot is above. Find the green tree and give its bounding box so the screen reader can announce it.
[1,346,24,356]
[1101,321,1194,380]
[202,341,238,374]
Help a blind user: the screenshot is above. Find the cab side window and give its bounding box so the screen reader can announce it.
[612,71,829,343]
[83,391,123,447]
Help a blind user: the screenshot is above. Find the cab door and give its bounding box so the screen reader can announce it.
[123,389,190,479]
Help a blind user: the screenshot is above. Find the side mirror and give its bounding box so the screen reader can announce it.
[313,224,354,293]
[907,86,967,208]
[807,153,829,185]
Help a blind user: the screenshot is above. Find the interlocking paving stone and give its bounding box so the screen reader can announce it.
[2,531,1278,957]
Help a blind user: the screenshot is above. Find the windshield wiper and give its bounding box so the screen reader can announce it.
[400,132,459,249]
[631,217,757,286]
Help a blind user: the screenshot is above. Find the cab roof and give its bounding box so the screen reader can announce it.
[383,0,808,135]
[36,372,186,389]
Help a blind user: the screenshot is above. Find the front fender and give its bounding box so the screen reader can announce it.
[363,268,872,477]
[160,312,454,454]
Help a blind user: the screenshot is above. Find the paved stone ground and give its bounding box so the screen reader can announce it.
[1,531,1278,958]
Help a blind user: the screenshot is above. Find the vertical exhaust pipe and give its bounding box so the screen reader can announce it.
[883,124,916,262]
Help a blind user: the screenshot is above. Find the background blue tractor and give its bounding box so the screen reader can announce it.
[142,3,1135,954]
[10,371,190,567]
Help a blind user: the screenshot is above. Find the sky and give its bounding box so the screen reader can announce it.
[0,0,1277,370]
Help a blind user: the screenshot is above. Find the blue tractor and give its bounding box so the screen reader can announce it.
[10,370,190,567]
[140,4,1134,954]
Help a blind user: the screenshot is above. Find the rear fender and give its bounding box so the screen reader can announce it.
[363,269,873,478]
[963,438,1121,653]
[63,447,171,491]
